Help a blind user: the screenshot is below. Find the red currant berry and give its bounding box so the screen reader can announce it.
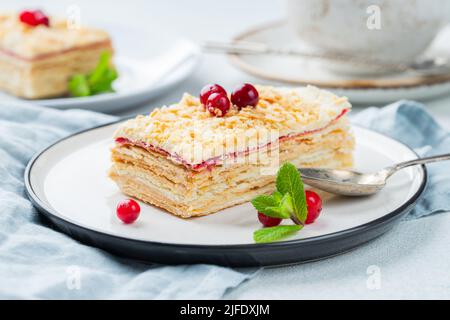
[206,93,230,117]
[305,190,322,224]
[116,199,141,224]
[231,83,259,109]
[200,84,227,106]
[258,212,282,228]
[19,10,49,27]
[19,11,35,25]
[33,10,49,26]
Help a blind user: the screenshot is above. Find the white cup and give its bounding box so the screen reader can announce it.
[286,0,450,74]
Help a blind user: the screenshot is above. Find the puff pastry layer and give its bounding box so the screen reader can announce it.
[109,86,355,218]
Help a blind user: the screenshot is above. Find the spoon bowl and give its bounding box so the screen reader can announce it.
[300,168,386,196]
[299,153,450,196]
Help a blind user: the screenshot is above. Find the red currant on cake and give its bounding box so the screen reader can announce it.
[19,10,50,27]
[200,84,227,106]
[231,83,259,109]
[116,199,141,224]
[206,93,231,117]
[258,212,282,227]
[305,190,322,224]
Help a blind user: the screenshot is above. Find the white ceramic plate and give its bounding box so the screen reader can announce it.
[25,122,426,266]
[230,22,450,105]
[0,24,200,113]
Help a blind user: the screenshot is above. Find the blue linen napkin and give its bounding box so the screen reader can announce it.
[351,100,450,219]
[0,99,448,299]
[0,101,254,299]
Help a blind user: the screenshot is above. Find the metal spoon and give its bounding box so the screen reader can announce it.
[299,153,450,196]
[203,41,450,76]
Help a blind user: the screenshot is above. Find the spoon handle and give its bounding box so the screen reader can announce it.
[388,153,450,176]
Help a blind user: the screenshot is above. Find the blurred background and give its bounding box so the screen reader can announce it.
[4,0,450,127]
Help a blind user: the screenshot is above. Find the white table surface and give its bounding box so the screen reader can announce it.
[7,0,450,299]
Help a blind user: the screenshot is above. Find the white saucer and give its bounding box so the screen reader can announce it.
[0,24,200,113]
[230,22,450,104]
[25,122,426,266]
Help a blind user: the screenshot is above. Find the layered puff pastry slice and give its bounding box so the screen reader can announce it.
[0,13,113,99]
[109,85,354,218]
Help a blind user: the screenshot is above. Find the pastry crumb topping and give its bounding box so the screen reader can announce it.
[114,85,351,165]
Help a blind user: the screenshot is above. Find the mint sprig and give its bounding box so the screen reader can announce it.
[68,51,118,97]
[251,162,308,243]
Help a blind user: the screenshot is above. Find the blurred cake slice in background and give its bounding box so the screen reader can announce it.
[0,10,113,99]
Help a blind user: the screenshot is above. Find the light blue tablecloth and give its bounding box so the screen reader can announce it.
[352,100,450,219]
[0,100,448,299]
[0,101,254,299]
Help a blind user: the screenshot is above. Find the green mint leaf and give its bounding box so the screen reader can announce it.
[67,51,118,97]
[279,193,294,216]
[276,163,308,223]
[88,51,111,84]
[265,206,290,219]
[272,191,283,203]
[251,195,278,211]
[90,67,118,94]
[68,74,90,97]
[253,225,303,243]
[251,195,287,218]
